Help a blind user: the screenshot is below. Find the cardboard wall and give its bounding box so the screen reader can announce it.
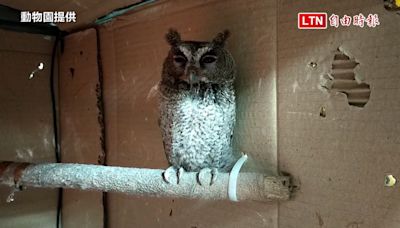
[0,29,57,228]
[277,0,400,227]
[59,28,104,228]
[100,0,278,227]
[56,0,400,227]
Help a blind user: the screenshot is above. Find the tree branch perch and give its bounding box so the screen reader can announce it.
[0,161,291,202]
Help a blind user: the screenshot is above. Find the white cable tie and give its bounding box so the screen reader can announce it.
[228,153,248,202]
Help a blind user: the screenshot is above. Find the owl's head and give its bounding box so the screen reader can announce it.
[162,29,235,87]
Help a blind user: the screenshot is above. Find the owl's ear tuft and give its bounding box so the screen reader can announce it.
[166,28,181,46]
[212,30,230,47]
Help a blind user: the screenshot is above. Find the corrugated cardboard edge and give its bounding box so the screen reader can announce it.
[59,28,104,228]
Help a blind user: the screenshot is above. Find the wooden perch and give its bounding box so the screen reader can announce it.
[0,161,291,202]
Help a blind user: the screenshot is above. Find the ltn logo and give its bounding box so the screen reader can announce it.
[298,12,327,29]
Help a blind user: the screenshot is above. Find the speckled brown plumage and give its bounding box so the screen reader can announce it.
[159,29,237,184]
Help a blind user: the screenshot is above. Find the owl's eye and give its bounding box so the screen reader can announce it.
[201,55,217,64]
[173,56,187,64]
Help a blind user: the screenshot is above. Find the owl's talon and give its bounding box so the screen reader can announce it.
[210,168,218,186]
[197,168,208,186]
[197,168,218,186]
[162,166,181,184]
[177,167,185,184]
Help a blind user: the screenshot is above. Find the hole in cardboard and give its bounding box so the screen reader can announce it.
[385,174,396,187]
[308,62,317,69]
[330,49,371,108]
[28,62,45,79]
[319,106,326,118]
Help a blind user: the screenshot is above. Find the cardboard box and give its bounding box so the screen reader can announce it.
[2,0,399,227]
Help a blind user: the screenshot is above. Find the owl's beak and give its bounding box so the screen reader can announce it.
[186,73,209,84]
[189,73,199,83]
[186,70,200,84]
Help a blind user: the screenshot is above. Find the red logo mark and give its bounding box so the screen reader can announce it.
[298,12,327,29]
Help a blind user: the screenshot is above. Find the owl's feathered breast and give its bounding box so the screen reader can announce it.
[159,84,236,172]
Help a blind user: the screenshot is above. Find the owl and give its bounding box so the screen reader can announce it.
[159,29,237,185]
